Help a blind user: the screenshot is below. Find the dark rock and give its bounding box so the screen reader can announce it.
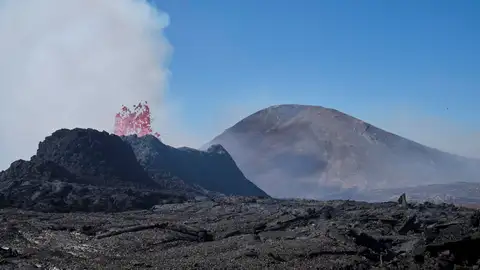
[33,128,155,188]
[0,176,185,212]
[471,211,480,227]
[437,254,455,270]
[398,215,419,235]
[243,249,258,258]
[0,247,18,258]
[426,232,480,265]
[221,229,242,239]
[424,226,440,243]
[0,197,479,269]
[80,225,100,236]
[398,193,408,208]
[0,159,76,183]
[122,135,268,197]
[412,244,426,263]
[196,230,213,242]
[0,129,190,212]
[1,128,271,212]
[321,205,335,219]
[267,252,286,262]
[348,229,387,253]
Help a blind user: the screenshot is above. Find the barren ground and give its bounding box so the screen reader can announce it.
[1,197,480,269]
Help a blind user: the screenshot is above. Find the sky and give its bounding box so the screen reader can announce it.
[152,0,480,157]
[0,0,478,170]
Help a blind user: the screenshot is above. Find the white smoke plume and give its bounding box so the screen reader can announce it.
[0,0,172,170]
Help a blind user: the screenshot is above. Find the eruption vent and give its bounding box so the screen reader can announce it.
[114,101,160,138]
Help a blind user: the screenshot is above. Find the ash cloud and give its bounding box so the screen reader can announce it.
[0,0,173,170]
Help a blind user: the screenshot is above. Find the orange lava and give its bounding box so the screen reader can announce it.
[114,101,160,138]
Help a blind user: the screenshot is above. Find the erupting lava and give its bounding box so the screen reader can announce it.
[114,101,160,138]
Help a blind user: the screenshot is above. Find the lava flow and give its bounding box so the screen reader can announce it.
[114,101,160,138]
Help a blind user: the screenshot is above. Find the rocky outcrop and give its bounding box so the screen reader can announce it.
[0,158,185,213]
[32,128,155,188]
[0,128,268,212]
[0,128,186,212]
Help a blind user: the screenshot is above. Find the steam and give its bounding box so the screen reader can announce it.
[0,0,172,170]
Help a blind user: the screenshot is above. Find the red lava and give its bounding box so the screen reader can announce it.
[114,101,160,138]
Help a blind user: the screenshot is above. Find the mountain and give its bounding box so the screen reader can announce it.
[32,128,156,188]
[123,135,268,197]
[206,104,480,199]
[0,128,267,212]
[0,129,184,212]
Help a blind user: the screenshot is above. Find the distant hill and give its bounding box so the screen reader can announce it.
[206,104,480,199]
[360,182,480,206]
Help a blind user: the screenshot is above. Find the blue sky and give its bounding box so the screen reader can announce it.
[153,0,479,155]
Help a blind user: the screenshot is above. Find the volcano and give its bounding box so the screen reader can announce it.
[206,104,480,199]
[0,128,267,212]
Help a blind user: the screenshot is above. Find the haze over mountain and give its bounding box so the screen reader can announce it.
[207,104,480,199]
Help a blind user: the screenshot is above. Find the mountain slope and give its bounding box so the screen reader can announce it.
[123,135,268,197]
[206,104,480,199]
[0,128,268,212]
[32,128,155,188]
[0,128,186,212]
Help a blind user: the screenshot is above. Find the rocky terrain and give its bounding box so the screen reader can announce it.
[206,104,480,200]
[0,128,266,212]
[358,182,480,208]
[1,196,480,269]
[2,126,480,269]
[0,159,186,212]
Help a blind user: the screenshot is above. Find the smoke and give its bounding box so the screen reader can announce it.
[0,0,172,170]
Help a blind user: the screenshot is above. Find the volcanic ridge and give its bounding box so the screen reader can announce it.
[0,128,266,213]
